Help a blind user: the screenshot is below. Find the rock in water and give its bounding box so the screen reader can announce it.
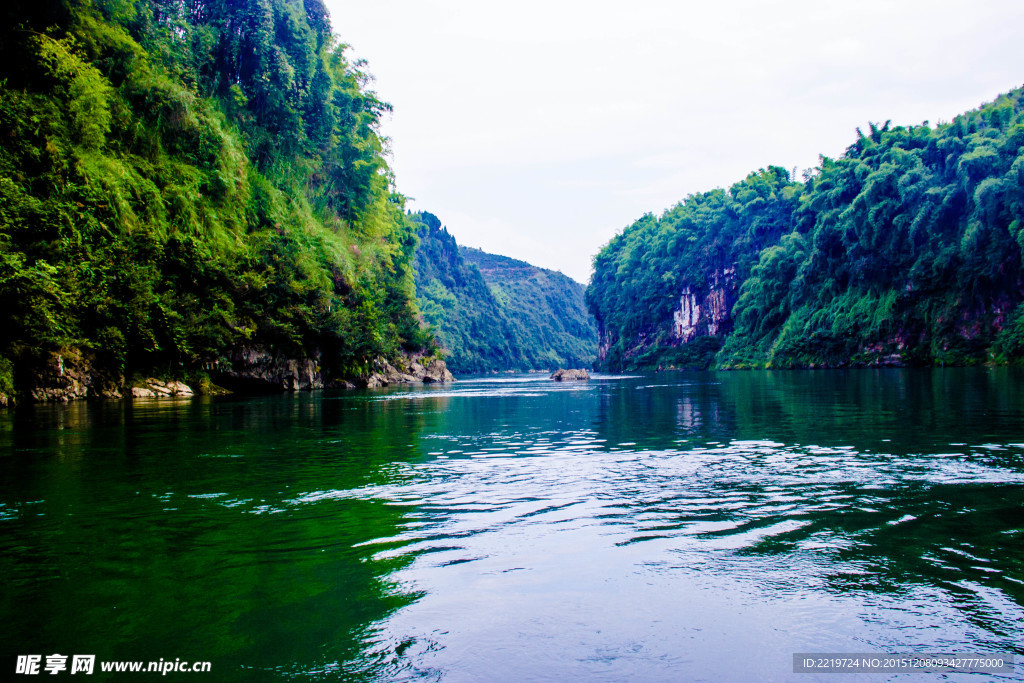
[131,379,195,399]
[360,356,456,387]
[551,368,590,381]
[423,359,456,383]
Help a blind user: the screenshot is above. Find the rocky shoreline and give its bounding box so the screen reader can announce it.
[362,356,456,388]
[2,346,455,405]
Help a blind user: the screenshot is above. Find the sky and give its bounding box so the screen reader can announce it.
[322,0,1024,284]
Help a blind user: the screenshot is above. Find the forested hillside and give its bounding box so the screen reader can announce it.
[587,88,1024,370]
[460,246,597,370]
[413,213,597,374]
[0,0,432,401]
[412,212,521,373]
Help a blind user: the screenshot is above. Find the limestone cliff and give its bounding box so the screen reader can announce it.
[588,92,1024,371]
[595,265,739,369]
[671,267,736,343]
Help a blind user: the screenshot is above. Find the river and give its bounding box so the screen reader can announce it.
[1,369,1022,681]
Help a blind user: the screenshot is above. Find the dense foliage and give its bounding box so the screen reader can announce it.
[412,212,520,373]
[0,0,430,394]
[587,88,1024,370]
[413,212,597,374]
[460,246,597,370]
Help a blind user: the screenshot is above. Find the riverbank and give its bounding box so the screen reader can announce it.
[1,347,455,405]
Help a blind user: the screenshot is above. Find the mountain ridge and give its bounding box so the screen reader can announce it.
[413,212,597,374]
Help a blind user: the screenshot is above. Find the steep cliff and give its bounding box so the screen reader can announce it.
[592,263,741,371]
[671,267,737,343]
[588,167,795,370]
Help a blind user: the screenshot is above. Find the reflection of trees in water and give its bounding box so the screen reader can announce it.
[3,370,1023,674]
[593,375,736,450]
[586,370,1024,640]
[825,483,1024,631]
[734,480,1024,643]
[709,367,1024,453]
[0,394,433,680]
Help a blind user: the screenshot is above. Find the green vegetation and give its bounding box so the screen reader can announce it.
[460,246,597,370]
[413,212,597,373]
[412,212,520,373]
[587,89,1024,370]
[0,0,432,396]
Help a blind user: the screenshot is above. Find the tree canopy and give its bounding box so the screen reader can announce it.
[587,89,1024,370]
[0,0,432,394]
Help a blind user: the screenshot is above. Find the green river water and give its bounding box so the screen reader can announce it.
[1,369,1022,681]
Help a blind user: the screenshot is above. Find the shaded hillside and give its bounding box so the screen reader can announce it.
[460,247,597,370]
[0,0,431,402]
[413,213,597,373]
[412,213,522,373]
[587,87,1024,370]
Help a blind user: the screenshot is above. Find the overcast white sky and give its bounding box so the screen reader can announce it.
[322,0,1024,283]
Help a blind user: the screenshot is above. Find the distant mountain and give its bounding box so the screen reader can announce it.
[412,213,598,374]
[459,247,598,369]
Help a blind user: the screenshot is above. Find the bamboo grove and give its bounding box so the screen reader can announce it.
[0,0,432,395]
[587,89,1024,370]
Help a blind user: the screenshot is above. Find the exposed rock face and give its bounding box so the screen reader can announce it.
[13,345,454,401]
[361,356,455,388]
[551,368,590,381]
[597,335,613,365]
[216,347,323,392]
[130,379,195,399]
[364,358,417,388]
[0,393,7,408]
[29,348,124,402]
[20,347,201,402]
[594,266,740,367]
[672,267,736,343]
[423,359,456,383]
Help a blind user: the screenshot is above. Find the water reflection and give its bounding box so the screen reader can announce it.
[1,369,1022,680]
[0,395,430,680]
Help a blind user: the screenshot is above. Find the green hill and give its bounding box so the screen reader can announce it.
[459,247,597,370]
[413,212,597,374]
[587,88,1024,370]
[0,0,432,401]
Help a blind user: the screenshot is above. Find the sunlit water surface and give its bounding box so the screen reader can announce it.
[2,369,1022,681]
